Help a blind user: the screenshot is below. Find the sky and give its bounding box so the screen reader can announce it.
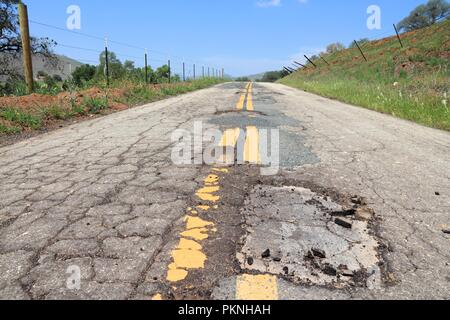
[26,0,426,77]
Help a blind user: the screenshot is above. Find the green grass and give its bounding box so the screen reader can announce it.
[278,20,450,131]
[0,78,225,136]
[0,107,42,129]
[0,123,21,134]
[83,97,109,114]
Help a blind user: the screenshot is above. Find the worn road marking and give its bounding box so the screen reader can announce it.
[166,169,227,283]
[152,293,163,300]
[219,128,241,147]
[237,82,253,111]
[236,93,246,110]
[244,126,261,164]
[247,83,254,111]
[236,274,279,300]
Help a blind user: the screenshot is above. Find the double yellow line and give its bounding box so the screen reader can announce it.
[218,82,260,164]
[236,82,254,111]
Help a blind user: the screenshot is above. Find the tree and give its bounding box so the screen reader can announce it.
[0,0,56,80]
[96,50,124,80]
[326,42,345,54]
[72,64,96,86]
[260,71,284,83]
[397,0,449,32]
[155,65,170,81]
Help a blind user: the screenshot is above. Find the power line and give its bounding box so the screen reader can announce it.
[29,19,209,68]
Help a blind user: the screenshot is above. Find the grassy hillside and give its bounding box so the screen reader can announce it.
[279,20,450,131]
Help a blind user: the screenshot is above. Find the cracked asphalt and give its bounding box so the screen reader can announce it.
[0,82,449,300]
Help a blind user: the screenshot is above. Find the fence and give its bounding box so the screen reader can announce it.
[17,3,225,93]
[283,26,411,73]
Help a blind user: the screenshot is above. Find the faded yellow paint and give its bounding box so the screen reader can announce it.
[185,216,214,230]
[181,228,210,241]
[247,92,253,111]
[178,238,203,250]
[197,186,220,194]
[196,186,220,203]
[196,193,220,202]
[236,274,279,300]
[152,293,163,300]
[166,142,231,284]
[244,126,261,164]
[171,249,207,269]
[219,128,241,147]
[204,174,220,185]
[167,268,189,282]
[236,94,245,110]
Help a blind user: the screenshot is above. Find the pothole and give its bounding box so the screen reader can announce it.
[214,110,268,117]
[237,184,385,289]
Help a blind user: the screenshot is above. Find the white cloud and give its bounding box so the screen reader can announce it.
[256,0,281,8]
[256,0,308,8]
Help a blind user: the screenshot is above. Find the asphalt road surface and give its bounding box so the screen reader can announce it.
[0,82,449,300]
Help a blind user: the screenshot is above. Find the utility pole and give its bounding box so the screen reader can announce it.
[202,66,205,78]
[183,62,185,81]
[168,59,171,83]
[144,49,148,84]
[193,64,196,80]
[18,0,33,94]
[104,37,110,86]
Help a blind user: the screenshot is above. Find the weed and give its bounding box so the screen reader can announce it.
[0,107,42,129]
[83,97,109,114]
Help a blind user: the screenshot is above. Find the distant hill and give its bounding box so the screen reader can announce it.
[0,53,83,81]
[242,72,266,81]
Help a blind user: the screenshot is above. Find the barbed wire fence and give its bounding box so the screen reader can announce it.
[28,19,224,86]
[283,25,413,73]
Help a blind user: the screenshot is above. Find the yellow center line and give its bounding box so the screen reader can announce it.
[219,128,241,147]
[243,126,261,164]
[165,169,228,284]
[236,274,279,300]
[236,94,246,110]
[237,82,254,111]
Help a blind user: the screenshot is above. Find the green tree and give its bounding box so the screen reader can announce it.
[397,0,449,32]
[326,42,345,54]
[261,71,284,83]
[0,0,56,80]
[96,51,124,80]
[72,64,96,86]
[155,65,170,82]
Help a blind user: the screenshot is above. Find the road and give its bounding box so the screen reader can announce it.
[0,82,449,300]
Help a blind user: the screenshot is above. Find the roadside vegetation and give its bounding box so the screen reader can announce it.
[0,1,225,137]
[279,1,450,131]
[0,77,223,135]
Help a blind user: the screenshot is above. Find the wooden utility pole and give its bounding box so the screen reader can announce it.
[18,1,34,94]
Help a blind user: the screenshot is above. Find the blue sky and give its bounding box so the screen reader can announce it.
[27,0,426,76]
